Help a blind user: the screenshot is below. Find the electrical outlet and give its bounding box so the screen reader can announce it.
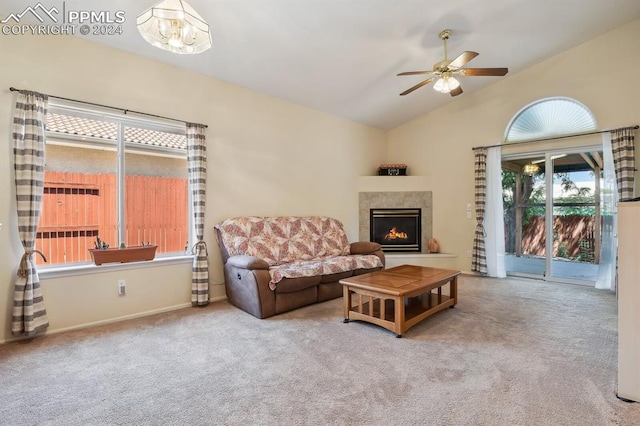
[466,250,472,258]
[466,211,472,219]
[118,279,126,296]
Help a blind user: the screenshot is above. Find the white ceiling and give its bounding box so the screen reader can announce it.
[5,0,640,129]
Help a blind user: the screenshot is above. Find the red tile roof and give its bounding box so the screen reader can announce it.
[47,113,186,150]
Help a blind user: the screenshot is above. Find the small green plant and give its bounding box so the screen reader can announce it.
[95,236,109,250]
[557,242,569,259]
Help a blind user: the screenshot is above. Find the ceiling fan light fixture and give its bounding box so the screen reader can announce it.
[523,163,540,176]
[433,75,460,94]
[137,0,212,55]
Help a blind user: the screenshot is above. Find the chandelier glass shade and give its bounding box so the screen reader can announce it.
[433,74,460,94]
[137,0,212,54]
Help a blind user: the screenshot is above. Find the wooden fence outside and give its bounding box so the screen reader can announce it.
[520,215,598,262]
[37,171,188,265]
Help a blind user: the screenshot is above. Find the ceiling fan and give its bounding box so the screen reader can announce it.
[397,29,508,97]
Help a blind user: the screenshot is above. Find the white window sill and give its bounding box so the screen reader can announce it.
[38,254,194,279]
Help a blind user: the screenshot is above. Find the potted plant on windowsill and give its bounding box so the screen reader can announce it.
[89,237,157,265]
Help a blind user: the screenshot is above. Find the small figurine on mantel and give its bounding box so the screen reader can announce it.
[428,238,440,253]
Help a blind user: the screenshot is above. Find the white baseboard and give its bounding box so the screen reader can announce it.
[1,295,227,344]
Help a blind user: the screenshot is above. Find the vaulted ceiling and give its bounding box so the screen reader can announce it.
[4,0,640,129]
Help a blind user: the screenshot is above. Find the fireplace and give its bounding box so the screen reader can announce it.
[370,208,421,252]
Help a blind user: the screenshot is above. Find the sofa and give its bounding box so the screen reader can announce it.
[214,216,385,319]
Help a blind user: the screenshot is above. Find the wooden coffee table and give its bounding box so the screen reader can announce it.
[339,265,460,337]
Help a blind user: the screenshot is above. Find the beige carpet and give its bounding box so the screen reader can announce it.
[1,275,639,425]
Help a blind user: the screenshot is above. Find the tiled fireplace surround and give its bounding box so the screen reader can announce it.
[358,191,432,253]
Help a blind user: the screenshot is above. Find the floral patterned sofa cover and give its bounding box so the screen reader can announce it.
[214,216,385,318]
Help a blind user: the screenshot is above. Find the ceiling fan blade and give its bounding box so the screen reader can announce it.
[399,77,436,96]
[459,67,509,76]
[397,71,432,76]
[450,85,463,97]
[448,51,479,69]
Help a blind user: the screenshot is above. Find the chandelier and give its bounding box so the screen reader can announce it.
[522,163,540,176]
[137,0,212,54]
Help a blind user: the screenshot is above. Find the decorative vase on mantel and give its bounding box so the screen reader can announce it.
[428,238,440,253]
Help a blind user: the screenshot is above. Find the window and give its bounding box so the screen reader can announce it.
[504,97,597,143]
[38,102,190,265]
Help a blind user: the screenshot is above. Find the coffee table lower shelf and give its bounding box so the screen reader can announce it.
[343,291,454,337]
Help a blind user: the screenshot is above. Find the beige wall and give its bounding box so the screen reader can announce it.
[0,34,386,342]
[2,19,638,342]
[387,18,640,272]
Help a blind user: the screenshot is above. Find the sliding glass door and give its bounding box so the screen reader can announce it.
[503,148,602,284]
[548,155,600,283]
[503,155,547,278]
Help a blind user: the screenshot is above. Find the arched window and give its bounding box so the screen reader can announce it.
[504,97,597,143]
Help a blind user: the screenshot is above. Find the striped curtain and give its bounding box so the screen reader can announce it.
[187,123,209,306]
[472,148,488,274]
[611,128,636,201]
[12,90,50,336]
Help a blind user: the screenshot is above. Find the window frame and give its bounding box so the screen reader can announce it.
[39,100,194,273]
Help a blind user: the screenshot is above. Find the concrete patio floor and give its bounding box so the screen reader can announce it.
[505,254,599,283]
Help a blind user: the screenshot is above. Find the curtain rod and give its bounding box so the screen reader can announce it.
[471,125,639,151]
[9,87,208,129]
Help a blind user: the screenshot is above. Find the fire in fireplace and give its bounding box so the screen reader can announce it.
[370,208,421,252]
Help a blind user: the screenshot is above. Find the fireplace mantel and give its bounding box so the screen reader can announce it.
[357,176,430,193]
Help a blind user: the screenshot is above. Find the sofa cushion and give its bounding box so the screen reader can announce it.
[320,270,353,284]
[215,216,351,266]
[352,267,382,276]
[273,275,322,294]
[268,254,382,290]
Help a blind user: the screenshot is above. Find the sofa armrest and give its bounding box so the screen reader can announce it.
[350,242,385,269]
[350,241,382,255]
[227,255,270,270]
